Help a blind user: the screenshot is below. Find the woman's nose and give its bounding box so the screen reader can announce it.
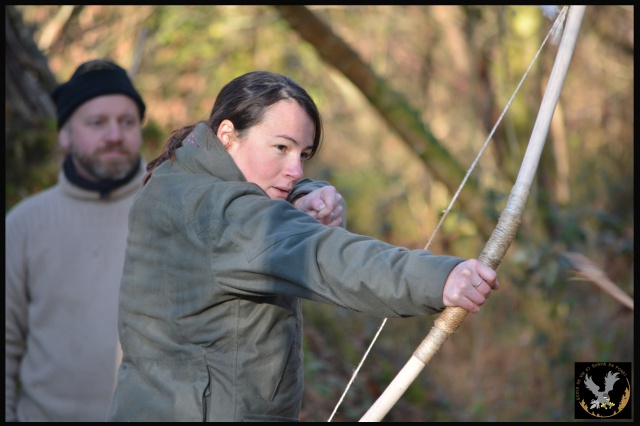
[286,157,304,180]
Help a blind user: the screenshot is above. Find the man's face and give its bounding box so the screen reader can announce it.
[59,94,143,182]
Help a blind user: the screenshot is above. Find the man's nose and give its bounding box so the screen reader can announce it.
[104,121,123,142]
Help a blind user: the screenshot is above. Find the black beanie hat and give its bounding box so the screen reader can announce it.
[52,59,146,130]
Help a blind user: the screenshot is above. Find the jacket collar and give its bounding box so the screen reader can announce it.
[174,122,247,183]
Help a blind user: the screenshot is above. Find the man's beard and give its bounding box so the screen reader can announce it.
[71,146,139,181]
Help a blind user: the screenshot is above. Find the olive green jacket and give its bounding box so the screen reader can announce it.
[107,123,463,422]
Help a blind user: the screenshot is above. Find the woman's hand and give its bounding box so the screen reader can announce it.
[442,259,499,313]
[293,185,344,228]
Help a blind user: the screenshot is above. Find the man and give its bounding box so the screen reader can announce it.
[5,59,147,421]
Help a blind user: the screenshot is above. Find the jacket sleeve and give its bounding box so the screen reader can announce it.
[288,178,327,201]
[218,195,464,318]
[5,208,29,422]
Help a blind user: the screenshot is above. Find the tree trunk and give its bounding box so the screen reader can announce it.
[5,5,57,121]
[5,5,59,210]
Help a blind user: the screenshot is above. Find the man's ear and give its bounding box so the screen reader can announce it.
[217,120,236,149]
[58,125,71,151]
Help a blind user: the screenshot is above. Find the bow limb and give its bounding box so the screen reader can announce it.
[359,6,586,422]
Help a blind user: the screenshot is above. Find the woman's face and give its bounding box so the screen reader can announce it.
[219,100,315,200]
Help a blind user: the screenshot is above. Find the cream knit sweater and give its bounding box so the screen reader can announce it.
[5,163,145,422]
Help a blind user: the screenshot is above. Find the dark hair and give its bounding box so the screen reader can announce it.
[144,71,322,185]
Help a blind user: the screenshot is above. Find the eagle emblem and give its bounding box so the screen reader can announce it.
[584,371,619,410]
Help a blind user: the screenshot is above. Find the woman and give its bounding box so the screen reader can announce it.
[107,71,498,422]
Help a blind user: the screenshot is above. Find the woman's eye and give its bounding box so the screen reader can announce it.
[276,145,287,152]
[301,152,311,161]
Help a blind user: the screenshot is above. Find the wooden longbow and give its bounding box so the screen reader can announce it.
[360,5,586,422]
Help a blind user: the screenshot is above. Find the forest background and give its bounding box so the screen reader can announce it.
[5,5,634,422]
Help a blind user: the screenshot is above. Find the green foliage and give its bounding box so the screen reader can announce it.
[5,116,59,212]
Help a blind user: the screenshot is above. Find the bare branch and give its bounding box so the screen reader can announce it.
[563,252,634,311]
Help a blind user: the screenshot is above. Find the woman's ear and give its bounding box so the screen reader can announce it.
[217,120,236,149]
